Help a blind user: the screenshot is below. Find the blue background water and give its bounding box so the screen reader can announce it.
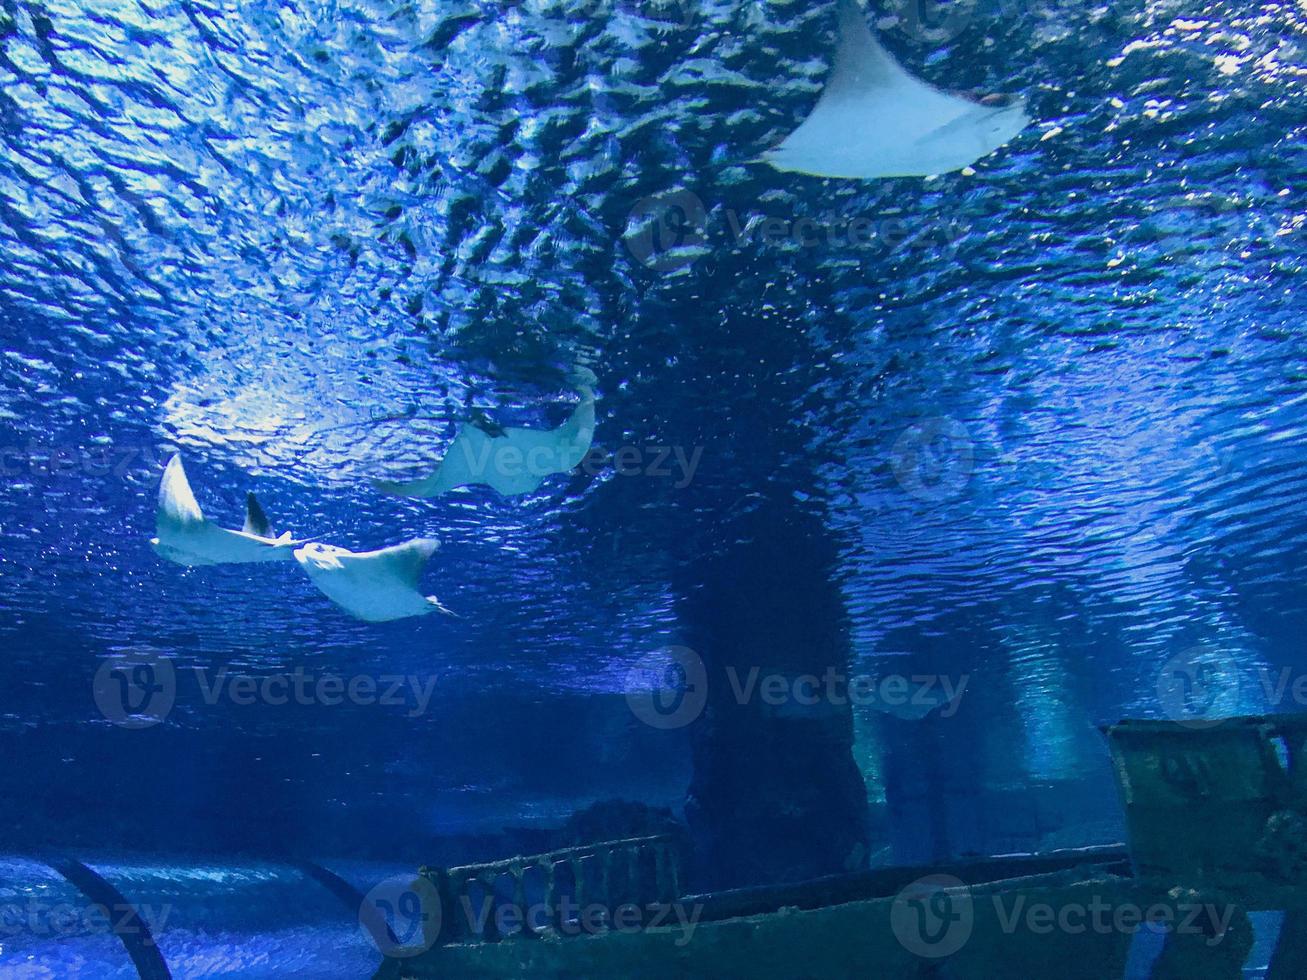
[0,0,1303,974]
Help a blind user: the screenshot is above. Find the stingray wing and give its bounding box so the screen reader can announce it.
[557,392,596,461]
[818,0,965,125]
[377,394,595,498]
[340,538,440,586]
[373,425,492,498]
[294,539,443,622]
[156,453,206,537]
[474,398,593,495]
[767,0,1027,178]
[154,455,303,564]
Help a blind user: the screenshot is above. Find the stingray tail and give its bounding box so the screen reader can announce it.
[713,154,772,171]
[427,595,459,617]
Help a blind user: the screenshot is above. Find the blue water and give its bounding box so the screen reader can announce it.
[0,0,1304,975]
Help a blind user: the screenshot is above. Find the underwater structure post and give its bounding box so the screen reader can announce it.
[676,500,871,890]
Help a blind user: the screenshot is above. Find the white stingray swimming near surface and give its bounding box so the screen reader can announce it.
[293,538,454,623]
[375,387,596,498]
[151,454,305,566]
[763,0,1029,179]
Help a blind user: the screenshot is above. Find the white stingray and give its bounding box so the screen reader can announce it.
[151,454,305,566]
[293,538,453,623]
[375,390,595,498]
[763,0,1029,179]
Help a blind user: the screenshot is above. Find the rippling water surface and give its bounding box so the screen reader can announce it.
[0,0,1304,931]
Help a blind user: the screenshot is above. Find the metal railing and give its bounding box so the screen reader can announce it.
[420,833,684,945]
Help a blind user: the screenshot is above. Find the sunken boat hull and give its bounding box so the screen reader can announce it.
[377,712,1307,978]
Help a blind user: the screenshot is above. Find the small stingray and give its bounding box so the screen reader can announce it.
[151,454,305,566]
[870,677,964,721]
[293,538,454,623]
[375,389,595,498]
[763,0,1029,179]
